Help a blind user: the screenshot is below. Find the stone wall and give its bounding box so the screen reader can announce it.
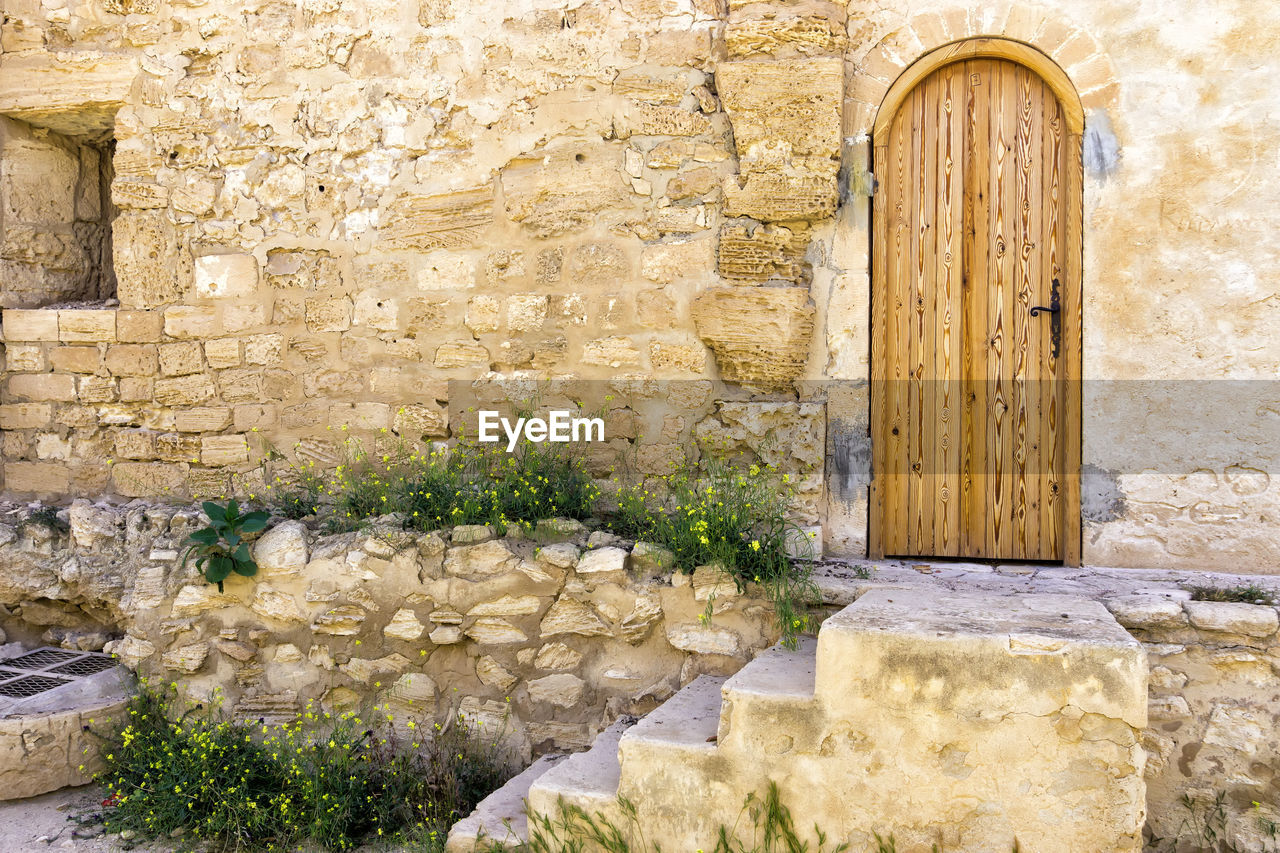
[0,502,779,758]
[0,0,1277,571]
[1108,593,1280,850]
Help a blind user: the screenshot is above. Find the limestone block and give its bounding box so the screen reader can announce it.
[174,407,232,432]
[692,565,740,601]
[1105,595,1188,630]
[718,222,811,284]
[582,336,642,368]
[618,104,713,138]
[721,171,838,221]
[666,166,721,200]
[381,186,494,250]
[620,589,664,643]
[476,656,517,692]
[540,598,611,638]
[252,521,308,577]
[2,309,59,341]
[508,294,549,332]
[716,58,843,160]
[203,338,241,368]
[465,617,528,645]
[116,310,163,343]
[111,462,186,496]
[535,642,584,671]
[665,622,742,655]
[0,402,52,428]
[1184,601,1279,638]
[5,343,46,371]
[342,653,411,684]
[692,286,814,384]
[105,344,159,376]
[115,211,182,309]
[111,180,169,209]
[8,373,76,402]
[452,524,495,545]
[528,673,585,707]
[418,250,478,290]
[649,342,708,374]
[164,306,218,339]
[251,586,305,624]
[429,625,463,644]
[389,672,437,708]
[171,584,239,616]
[353,292,400,331]
[384,608,426,641]
[502,144,630,237]
[0,52,137,138]
[106,634,155,668]
[313,605,367,635]
[329,402,390,431]
[305,296,354,332]
[576,547,629,584]
[159,341,205,376]
[394,403,448,438]
[77,376,117,403]
[641,238,715,283]
[154,374,215,406]
[162,641,210,673]
[466,296,501,333]
[445,540,521,578]
[537,543,581,572]
[434,342,489,369]
[725,13,848,58]
[613,68,689,105]
[468,595,543,617]
[56,310,115,343]
[68,500,121,548]
[630,542,676,578]
[195,254,258,299]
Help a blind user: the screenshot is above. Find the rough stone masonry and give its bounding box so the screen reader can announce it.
[0,0,1275,571]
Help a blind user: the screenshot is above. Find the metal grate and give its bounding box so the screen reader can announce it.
[0,674,70,698]
[50,656,120,677]
[3,648,82,670]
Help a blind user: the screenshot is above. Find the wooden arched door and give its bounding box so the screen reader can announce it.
[869,43,1083,564]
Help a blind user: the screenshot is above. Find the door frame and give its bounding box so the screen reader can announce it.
[868,38,1084,566]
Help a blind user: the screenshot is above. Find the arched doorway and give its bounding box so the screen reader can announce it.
[869,39,1083,565]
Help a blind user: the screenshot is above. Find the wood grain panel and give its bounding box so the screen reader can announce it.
[871,49,1081,564]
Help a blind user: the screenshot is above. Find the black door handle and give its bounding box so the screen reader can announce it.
[1030,278,1061,359]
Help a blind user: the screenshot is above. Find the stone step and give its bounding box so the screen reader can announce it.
[526,715,635,823]
[716,637,819,753]
[445,754,567,852]
[616,674,725,796]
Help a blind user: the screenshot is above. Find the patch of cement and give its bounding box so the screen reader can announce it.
[1082,463,1127,523]
[1084,110,1121,179]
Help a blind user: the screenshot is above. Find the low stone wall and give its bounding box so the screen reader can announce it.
[0,698,127,800]
[0,501,779,758]
[1107,593,1280,850]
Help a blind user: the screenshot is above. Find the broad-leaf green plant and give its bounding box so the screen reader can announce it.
[182,499,270,592]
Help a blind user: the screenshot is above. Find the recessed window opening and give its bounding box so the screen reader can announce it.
[0,114,117,309]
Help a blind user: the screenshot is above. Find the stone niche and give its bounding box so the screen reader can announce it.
[0,115,117,308]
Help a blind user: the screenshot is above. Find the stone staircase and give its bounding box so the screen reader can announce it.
[447,587,1149,853]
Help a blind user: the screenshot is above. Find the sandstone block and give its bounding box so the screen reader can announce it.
[312,605,367,635]
[154,373,215,406]
[717,58,843,160]
[111,462,185,497]
[171,584,240,616]
[342,654,412,684]
[247,586,303,624]
[156,432,201,462]
[445,539,521,578]
[1104,595,1187,630]
[115,310,164,343]
[453,524,495,545]
[576,547,629,584]
[107,634,156,669]
[4,461,70,493]
[354,292,400,331]
[429,625,463,644]
[114,430,155,460]
[195,254,258,299]
[692,565,740,601]
[164,307,219,339]
[111,180,168,209]
[468,595,543,617]
[665,622,742,655]
[722,171,838,221]
[389,672,437,707]
[159,341,205,376]
[528,673,585,707]
[253,520,308,576]
[0,403,52,429]
[718,222,811,284]
[381,186,494,250]
[9,373,76,402]
[641,237,715,284]
[174,407,232,432]
[649,341,708,374]
[384,608,426,641]
[692,286,814,384]
[540,598,611,638]
[78,376,117,403]
[725,14,849,58]
[49,346,100,374]
[393,403,448,438]
[502,144,629,237]
[204,338,242,368]
[5,343,46,371]
[2,309,59,342]
[631,542,676,577]
[476,656,517,692]
[304,297,353,332]
[465,617,528,645]
[105,344,158,376]
[434,342,489,368]
[508,294,549,332]
[620,589,663,643]
[162,641,210,673]
[114,211,182,308]
[582,336,642,369]
[535,642,584,671]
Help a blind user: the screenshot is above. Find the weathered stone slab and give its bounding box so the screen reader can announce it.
[692,286,814,385]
